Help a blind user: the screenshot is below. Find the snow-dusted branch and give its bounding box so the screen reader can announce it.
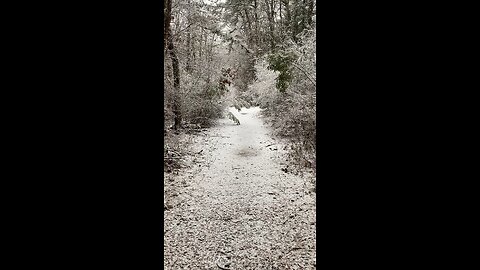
[291,62,316,87]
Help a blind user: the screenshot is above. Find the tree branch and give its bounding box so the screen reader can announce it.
[291,62,316,87]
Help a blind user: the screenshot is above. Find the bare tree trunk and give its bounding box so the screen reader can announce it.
[192,32,196,62]
[291,0,298,41]
[199,28,203,58]
[301,0,307,30]
[186,31,192,72]
[264,0,275,51]
[169,42,181,130]
[186,0,192,72]
[254,0,259,50]
[270,0,276,45]
[279,0,283,36]
[307,0,314,26]
[204,30,208,62]
[165,0,182,129]
[164,0,170,52]
[282,0,291,38]
[243,9,253,46]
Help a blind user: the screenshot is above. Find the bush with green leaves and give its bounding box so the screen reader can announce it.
[267,50,297,92]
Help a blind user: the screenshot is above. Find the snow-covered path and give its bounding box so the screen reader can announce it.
[164,107,316,269]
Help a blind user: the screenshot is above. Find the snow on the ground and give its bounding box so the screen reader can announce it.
[164,107,316,269]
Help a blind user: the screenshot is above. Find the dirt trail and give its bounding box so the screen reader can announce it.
[164,107,316,269]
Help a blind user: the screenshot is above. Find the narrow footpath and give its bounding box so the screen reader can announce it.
[164,107,316,269]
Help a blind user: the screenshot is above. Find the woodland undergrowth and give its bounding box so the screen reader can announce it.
[164,0,316,179]
[245,28,316,179]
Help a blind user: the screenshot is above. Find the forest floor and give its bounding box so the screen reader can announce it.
[164,107,316,269]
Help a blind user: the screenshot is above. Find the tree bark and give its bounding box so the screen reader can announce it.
[243,9,253,46]
[186,0,192,72]
[307,0,314,26]
[165,0,182,129]
[279,0,283,36]
[164,0,170,52]
[186,31,192,72]
[169,42,181,130]
[253,0,259,49]
[282,0,291,38]
[264,0,275,51]
[291,0,298,40]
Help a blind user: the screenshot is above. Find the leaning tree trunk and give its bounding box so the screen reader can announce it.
[164,0,170,52]
[165,0,182,129]
[168,38,181,130]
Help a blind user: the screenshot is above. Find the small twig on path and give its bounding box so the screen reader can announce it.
[286,247,304,255]
[216,261,231,270]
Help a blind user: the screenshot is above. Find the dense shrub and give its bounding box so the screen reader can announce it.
[246,28,316,174]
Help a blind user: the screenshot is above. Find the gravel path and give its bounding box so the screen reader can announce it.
[164,107,316,269]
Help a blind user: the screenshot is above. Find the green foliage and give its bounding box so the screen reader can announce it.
[267,51,297,92]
